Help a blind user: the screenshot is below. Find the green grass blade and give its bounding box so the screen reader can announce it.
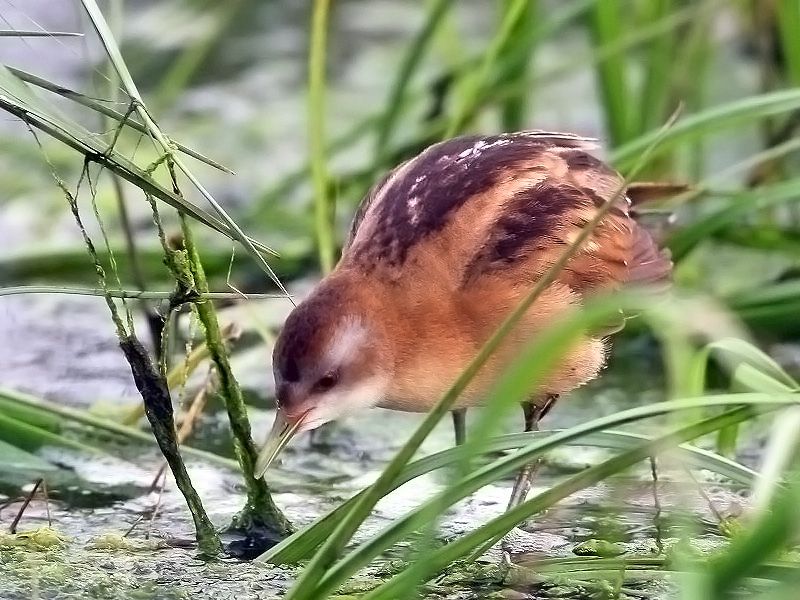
[250,0,593,224]
[0,244,308,288]
[0,30,82,37]
[0,412,98,454]
[0,439,59,473]
[707,471,800,596]
[637,0,673,134]
[491,1,706,119]
[686,337,798,457]
[728,280,800,311]
[445,0,528,137]
[0,388,241,472]
[497,0,537,130]
[675,0,714,179]
[667,177,800,260]
[776,0,800,86]
[0,286,282,300]
[0,68,275,257]
[590,0,632,145]
[0,395,60,431]
[312,391,789,597]
[308,0,335,274]
[611,89,800,168]
[262,420,761,565]
[153,2,245,111]
[7,66,234,173]
[689,338,799,395]
[79,0,290,297]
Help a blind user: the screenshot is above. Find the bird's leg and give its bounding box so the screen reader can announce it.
[452,408,467,446]
[506,394,558,510]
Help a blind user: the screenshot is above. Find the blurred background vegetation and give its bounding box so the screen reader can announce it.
[1,0,800,599]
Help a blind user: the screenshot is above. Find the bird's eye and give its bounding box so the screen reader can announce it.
[313,371,338,393]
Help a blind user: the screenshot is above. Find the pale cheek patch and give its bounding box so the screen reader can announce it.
[324,317,367,368]
[303,376,389,429]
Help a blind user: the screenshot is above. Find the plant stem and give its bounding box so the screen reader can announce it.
[23,144,222,557]
[590,0,632,146]
[308,0,335,274]
[119,335,222,558]
[81,0,289,295]
[180,214,292,536]
[498,0,537,131]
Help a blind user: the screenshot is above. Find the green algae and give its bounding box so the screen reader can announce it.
[0,527,68,551]
[573,539,627,558]
[85,533,167,552]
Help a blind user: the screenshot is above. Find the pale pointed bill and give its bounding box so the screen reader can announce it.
[254,408,308,478]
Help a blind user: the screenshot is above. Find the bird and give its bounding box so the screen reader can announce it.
[254,130,672,509]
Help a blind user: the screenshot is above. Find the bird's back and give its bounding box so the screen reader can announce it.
[344,131,669,295]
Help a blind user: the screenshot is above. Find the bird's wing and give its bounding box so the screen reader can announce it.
[458,139,671,295]
[459,141,671,337]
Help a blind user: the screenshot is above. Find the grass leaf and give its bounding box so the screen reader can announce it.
[612,89,800,168]
[308,0,335,274]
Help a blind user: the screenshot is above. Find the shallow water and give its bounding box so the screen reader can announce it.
[0,299,750,599]
[0,395,750,599]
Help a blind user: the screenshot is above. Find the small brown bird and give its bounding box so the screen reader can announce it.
[255,131,671,507]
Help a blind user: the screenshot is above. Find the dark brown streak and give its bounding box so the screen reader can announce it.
[462,182,588,283]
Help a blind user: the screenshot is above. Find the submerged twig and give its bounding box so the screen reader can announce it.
[123,515,144,538]
[175,370,214,445]
[684,464,725,524]
[146,470,168,539]
[41,479,51,528]
[648,456,663,554]
[9,478,43,534]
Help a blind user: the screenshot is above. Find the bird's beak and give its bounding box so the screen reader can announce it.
[254,408,307,478]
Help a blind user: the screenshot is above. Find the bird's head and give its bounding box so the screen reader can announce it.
[254,278,391,477]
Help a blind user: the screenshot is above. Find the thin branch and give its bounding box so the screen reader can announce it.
[0,286,286,300]
[9,478,43,534]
